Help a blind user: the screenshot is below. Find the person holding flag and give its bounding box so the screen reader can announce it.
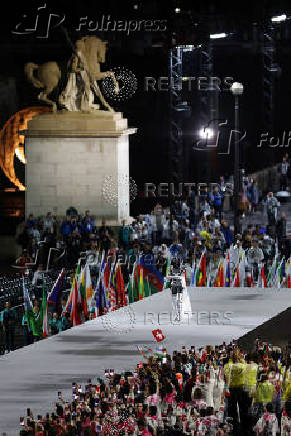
[42,281,48,339]
[22,278,42,342]
[47,269,64,315]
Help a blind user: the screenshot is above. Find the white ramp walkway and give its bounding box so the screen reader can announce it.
[0,287,290,433]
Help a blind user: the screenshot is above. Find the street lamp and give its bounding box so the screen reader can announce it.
[210,33,227,39]
[199,127,214,140]
[271,14,287,23]
[230,82,244,236]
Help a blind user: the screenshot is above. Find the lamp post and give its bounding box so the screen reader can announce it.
[230,82,244,236]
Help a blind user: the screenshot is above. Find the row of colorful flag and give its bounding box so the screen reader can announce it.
[22,253,165,338]
[188,252,291,288]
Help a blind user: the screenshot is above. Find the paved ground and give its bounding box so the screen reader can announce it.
[1,287,291,434]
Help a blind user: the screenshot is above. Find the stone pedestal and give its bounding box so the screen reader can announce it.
[24,111,136,224]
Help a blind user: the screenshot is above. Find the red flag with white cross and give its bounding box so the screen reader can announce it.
[152,329,165,342]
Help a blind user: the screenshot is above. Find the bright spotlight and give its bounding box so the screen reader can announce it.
[271,14,287,22]
[199,127,214,139]
[175,7,181,13]
[210,32,227,39]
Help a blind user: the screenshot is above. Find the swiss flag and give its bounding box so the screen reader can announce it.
[152,329,165,342]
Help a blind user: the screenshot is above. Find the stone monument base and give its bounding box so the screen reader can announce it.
[24,111,136,224]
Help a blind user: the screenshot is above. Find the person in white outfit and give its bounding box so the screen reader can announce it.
[254,403,279,436]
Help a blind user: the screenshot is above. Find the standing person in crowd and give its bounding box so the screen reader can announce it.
[255,373,275,412]
[1,301,17,353]
[221,220,234,248]
[118,219,131,249]
[49,312,62,335]
[22,311,33,346]
[60,216,72,242]
[26,214,37,231]
[265,192,280,227]
[81,213,95,239]
[278,156,289,191]
[240,179,249,218]
[99,219,114,240]
[31,225,40,244]
[276,212,287,252]
[169,238,183,259]
[200,198,211,217]
[224,351,250,434]
[42,211,55,234]
[218,176,227,211]
[153,203,164,246]
[189,186,196,227]
[32,303,42,342]
[15,250,33,273]
[100,228,112,254]
[248,179,260,213]
[61,298,70,331]
[212,186,224,221]
[99,219,113,254]
[246,240,264,282]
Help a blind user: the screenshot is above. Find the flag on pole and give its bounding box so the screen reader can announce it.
[225,258,231,287]
[218,261,225,287]
[286,261,291,288]
[234,264,240,287]
[71,278,81,327]
[47,269,64,313]
[79,268,88,317]
[138,255,164,294]
[85,264,93,307]
[42,281,48,338]
[191,261,196,286]
[166,256,171,277]
[196,253,206,287]
[64,282,73,314]
[267,257,277,287]
[261,265,267,288]
[116,263,126,307]
[138,266,144,300]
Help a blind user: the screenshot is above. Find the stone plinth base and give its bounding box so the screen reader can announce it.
[24,111,136,222]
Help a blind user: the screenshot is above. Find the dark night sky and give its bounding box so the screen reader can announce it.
[0,0,291,213]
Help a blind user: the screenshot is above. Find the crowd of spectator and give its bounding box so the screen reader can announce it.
[2,172,289,353]
[18,338,291,435]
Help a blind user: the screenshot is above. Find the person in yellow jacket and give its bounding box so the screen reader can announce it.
[282,368,291,401]
[224,353,250,433]
[244,355,259,398]
[224,355,247,388]
[255,375,275,403]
